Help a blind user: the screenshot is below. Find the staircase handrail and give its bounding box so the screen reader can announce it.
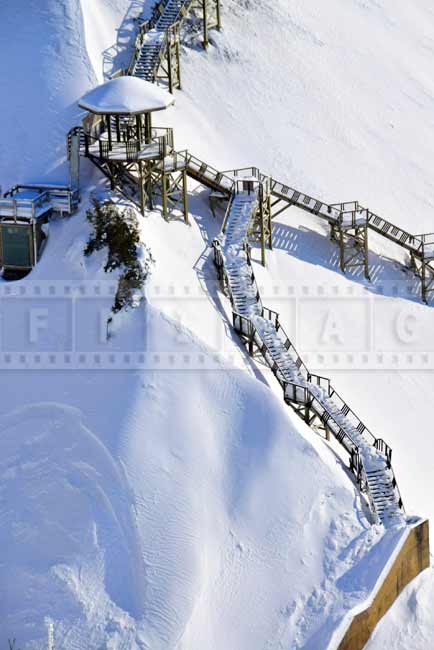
[220,166,262,179]
[263,171,431,258]
[185,153,234,194]
[355,453,380,523]
[223,225,376,501]
[415,233,434,246]
[327,384,377,446]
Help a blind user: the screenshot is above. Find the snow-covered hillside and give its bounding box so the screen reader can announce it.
[1,0,433,648]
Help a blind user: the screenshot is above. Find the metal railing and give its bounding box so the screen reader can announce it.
[1,185,74,220]
[185,153,234,194]
[80,131,170,163]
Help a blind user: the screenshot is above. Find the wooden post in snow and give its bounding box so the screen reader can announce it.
[202,0,209,49]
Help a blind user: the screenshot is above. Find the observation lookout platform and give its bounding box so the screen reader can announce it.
[70,76,188,222]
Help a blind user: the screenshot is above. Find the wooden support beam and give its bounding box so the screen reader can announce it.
[106,114,112,151]
[145,162,154,210]
[144,112,152,144]
[271,201,292,220]
[182,169,189,224]
[422,255,427,304]
[216,0,222,30]
[260,199,266,267]
[267,195,273,250]
[364,224,370,280]
[108,162,115,191]
[162,173,169,221]
[202,0,209,49]
[139,161,145,216]
[135,114,142,144]
[176,39,182,90]
[339,226,345,273]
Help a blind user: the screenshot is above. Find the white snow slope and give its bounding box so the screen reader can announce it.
[0,0,135,191]
[0,182,404,650]
[0,0,433,648]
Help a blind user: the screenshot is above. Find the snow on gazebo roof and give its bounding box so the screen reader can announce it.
[78,76,175,115]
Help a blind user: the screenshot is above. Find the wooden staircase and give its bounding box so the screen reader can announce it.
[128,0,221,92]
[132,0,185,83]
[211,176,405,527]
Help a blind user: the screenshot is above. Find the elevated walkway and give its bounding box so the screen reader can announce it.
[185,153,233,194]
[184,157,434,303]
[268,173,434,301]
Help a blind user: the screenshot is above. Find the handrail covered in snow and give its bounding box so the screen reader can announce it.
[196,159,429,257]
[266,175,427,254]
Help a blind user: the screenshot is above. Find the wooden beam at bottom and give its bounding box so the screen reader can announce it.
[337,520,430,650]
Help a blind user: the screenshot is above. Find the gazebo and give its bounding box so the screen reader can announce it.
[77,76,188,222]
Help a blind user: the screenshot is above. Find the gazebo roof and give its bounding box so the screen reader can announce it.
[78,76,175,115]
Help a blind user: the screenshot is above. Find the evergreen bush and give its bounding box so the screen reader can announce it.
[84,198,154,313]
